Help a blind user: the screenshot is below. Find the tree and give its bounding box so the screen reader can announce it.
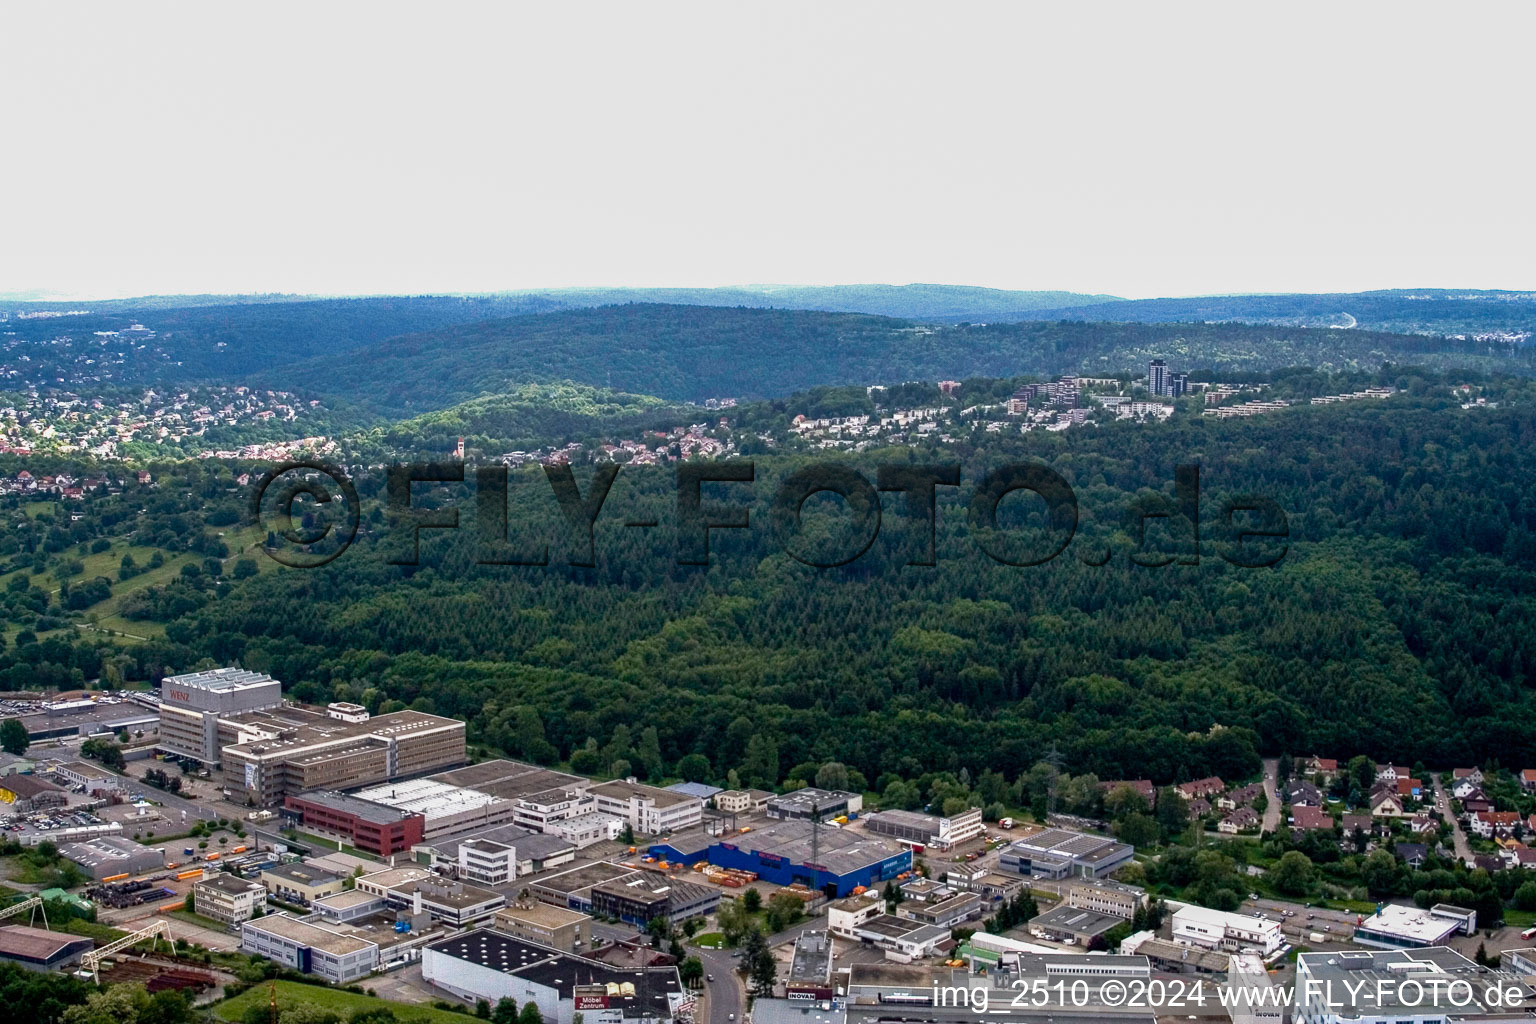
[1117,812,1160,848]
[742,927,776,997]
[815,762,850,792]
[764,891,805,932]
[679,956,704,987]
[490,999,519,1024]
[1515,880,1536,912]
[474,1001,491,1020]
[516,1005,542,1024]
[742,888,762,913]
[676,753,711,783]
[0,718,28,756]
[1272,851,1315,896]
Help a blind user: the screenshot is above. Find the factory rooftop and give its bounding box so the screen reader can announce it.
[287,789,423,825]
[724,817,905,875]
[163,667,278,693]
[429,760,586,800]
[351,778,503,821]
[246,913,376,956]
[429,930,681,1015]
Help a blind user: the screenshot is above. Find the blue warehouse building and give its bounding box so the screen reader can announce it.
[648,818,911,898]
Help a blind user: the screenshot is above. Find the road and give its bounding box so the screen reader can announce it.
[1260,758,1281,834]
[1433,776,1473,865]
[693,945,744,1022]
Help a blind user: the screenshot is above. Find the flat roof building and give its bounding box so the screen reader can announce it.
[649,818,910,898]
[61,835,164,880]
[1352,903,1477,950]
[281,790,425,857]
[999,826,1135,880]
[590,778,703,835]
[158,668,283,763]
[351,777,514,837]
[261,861,347,906]
[1171,904,1283,955]
[589,874,720,926]
[1295,946,1536,1022]
[786,930,834,1001]
[493,901,592,952]
[423,929,685,1022]
[764,787,863,822]
[193,872,268,925]
[864,806,985,851]
[240,913,378,984]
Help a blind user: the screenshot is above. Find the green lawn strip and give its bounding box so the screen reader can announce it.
[214,981,473,1024]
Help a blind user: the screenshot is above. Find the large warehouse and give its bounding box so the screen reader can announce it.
[423,929,685,1024]
[648,819,911,897]
[998,826,1134,880]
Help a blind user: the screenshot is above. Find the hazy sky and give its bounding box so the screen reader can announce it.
[3,3,1531,300]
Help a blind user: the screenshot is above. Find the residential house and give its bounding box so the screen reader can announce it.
[1186,798,1212,819]
[1452,778,1483,800]
[1218,808,1259,834]
[1463,796,1493,815]
[1472,811,1521,839]
[1452,768,1485,786]
[1408,814,1438,835]
[1396,777,1423,799]
[1376,764,1409,784]
[1394,843,1429,868]
[1521,770,1536,793]
[1290,806,1333,832]
[1175,777,1225,801]
[1302,757,1339,782]
[1340,813,1375,836]
[1504,847,1536,870]
[1217,784,1264,811]
[1369,785,1405,818]
[1285,781,1323,807]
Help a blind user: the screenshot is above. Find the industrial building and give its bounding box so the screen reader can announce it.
[765,787,863,822]
[423,929,685,1023]
[240,913,379,983]
[1295,946,1536,1022]
[1351,903,1477,950]
[1063,879,1147,918]
[588,874,720,926]
[261,861,347,906]
[281,790,426,856]
[492,901,592,952]
[0,924,93,973]
[350,777,514,837]
[786,930,834,1001]
[528,861,646,913]
[52,760,123,795]
[223,709,466,808]
[590,778,703,835]
[157,667,284,763]
[381,877,504,928]
[410,822,576,878]
[1029,903,1125,945]
[1170,904,1283,955]
[155,668,465,806]
[193,872,269,925]
[0,773,67,812]
[713,789,772,814]
[647,818,910,898]
[997,826,1135,880]
[862,806,984,851]
[61,835,165,880]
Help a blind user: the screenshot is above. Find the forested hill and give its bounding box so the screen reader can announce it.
[5,283,1118,322]
[263,303,1536,411]
[1011,289,1536,337]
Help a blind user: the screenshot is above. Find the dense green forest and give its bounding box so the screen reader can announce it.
[37,372,1521,795]
[263,304,1536,410]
